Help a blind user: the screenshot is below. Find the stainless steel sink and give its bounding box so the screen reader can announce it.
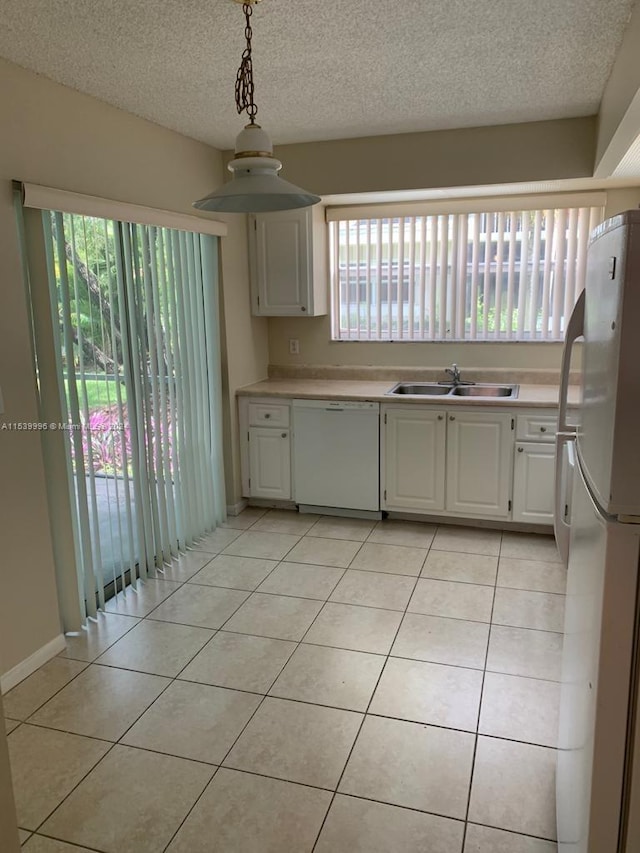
[451,384,518,398]
[386,382,519,399]
[386,383,452,396]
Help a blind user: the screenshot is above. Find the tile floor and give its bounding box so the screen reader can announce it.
[4,509,565,852]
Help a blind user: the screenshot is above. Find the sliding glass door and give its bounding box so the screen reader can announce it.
[41,211,225,621]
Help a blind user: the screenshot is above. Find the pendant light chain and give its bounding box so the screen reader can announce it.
[235,2,258,124]
[193,0,320,212]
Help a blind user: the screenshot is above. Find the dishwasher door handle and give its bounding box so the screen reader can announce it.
[323,408,344,412]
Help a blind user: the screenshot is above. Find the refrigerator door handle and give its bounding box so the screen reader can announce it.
[558,289,584,434]
[554,435,576,566]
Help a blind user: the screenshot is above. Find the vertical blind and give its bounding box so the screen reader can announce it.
[329,203,603,342]
[41,211,225,621]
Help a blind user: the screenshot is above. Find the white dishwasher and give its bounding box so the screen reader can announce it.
[292,399,380,513]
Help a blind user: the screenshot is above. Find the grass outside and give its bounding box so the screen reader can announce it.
[65,378,127,412]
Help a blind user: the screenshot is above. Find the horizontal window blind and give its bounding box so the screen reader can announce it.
[330,204,603,342]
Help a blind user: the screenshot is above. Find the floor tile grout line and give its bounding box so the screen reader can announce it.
[158,561,344,853]
[10,514,290,842]
[28,739,119,838]
[188,562,372,851]
[15,704,560,755]
[337,788,467,823]
[10,719,119,746]
[83,646,564,685]
[7,660,92,725]
[175,570,565,605]
[13,514,561,849]
[144,596,420,628]
[157,765,222,853]
[460,528,503,850]
[57,609,144,666]
[465,818,559,844]
[309,543,428,852]
[100,569,567,635]
[497,547,564,566]
[130,532,294,852]
[138,590,566,635]
[29,829,106,852]
[261,563,357,702]
[182,533,379,645]
[94,581,266,754]
[48,622,565,685]
[111,581,189,611]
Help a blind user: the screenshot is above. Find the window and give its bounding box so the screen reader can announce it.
[329,200,603,342]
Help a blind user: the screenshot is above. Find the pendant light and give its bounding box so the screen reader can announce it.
[194,0,320,213]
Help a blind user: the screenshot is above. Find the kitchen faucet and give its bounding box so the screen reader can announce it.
[439,364,475,387]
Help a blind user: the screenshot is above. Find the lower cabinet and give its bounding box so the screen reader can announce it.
[239,395,557,527]
[248,426,291,500]
[383,407,514,520]
[512,441,556,524]
[446,411,514,518]
[383,408,446,512]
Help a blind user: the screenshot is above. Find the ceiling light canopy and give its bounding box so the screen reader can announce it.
[194,0,320,214]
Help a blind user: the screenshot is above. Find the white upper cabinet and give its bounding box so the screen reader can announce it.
[446,411,514,518]
[249,206,327,316]
[383,407,446,512]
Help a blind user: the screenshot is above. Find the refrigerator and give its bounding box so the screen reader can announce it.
[555,210,640,852]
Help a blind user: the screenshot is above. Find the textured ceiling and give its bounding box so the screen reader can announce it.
[0,0,635,150]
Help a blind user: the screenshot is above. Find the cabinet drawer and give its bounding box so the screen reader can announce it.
[248,402,290,427]
[516,413,558,442]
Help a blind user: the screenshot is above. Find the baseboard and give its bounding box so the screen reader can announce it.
[0,634,67,694]
[297,505,383,521]
[385,511,553,534]
[226,499,248,517]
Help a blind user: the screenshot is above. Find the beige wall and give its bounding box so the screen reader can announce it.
[225,117,596,197]
[604,187,640,218]
[0,57,266,676]
[268,317,566,372]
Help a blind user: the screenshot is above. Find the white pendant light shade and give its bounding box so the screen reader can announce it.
[194,124,320,213]
[193,168,321,213]
[193,2,320,214]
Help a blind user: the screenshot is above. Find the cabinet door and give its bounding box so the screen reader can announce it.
[248,427,291,500]
[512,442,555,524]
[250,208,327,317]
[383,408,446,512]
[446,412,513,518]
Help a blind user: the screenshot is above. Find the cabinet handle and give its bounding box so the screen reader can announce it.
[264,413,271,419]
[449,415,455,421]
[301,306,307,312]
[437,415,443,420]
[518,446,524,453]
[540,426,547,432]
[281,432,287,438]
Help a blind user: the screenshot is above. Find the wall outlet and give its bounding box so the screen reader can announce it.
[289,339,300,355]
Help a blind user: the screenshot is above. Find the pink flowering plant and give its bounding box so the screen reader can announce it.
[71,403,174,478]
